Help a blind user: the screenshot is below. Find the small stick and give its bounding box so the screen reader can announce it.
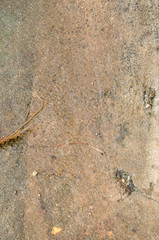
[68,142,104,154]
[0,97,44,145]
[44,141,105,154]
[87,142,105,154]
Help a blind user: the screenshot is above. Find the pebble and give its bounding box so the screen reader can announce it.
[32,170,38,176]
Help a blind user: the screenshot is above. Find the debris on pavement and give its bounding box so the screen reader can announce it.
[51,226,62,235]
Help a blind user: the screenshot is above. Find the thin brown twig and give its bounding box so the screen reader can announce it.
[0,97,44,145]
[40,141,105,154]
[68,142,105,154]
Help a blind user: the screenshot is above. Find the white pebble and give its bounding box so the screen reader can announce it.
[32,170,38,176]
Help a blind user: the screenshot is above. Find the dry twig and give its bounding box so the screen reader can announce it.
[40,141,105,154]
[0,97,44,145]
[56,142,105,154]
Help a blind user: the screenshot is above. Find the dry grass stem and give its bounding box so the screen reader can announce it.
[41,141,105,154]
[0,97,44,145]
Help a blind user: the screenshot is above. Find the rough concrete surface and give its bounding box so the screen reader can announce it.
[0,0,159,239]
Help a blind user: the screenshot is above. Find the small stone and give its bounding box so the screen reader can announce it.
[146,104,151,108]
[32,170,38,176]
[51,226,62,235]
